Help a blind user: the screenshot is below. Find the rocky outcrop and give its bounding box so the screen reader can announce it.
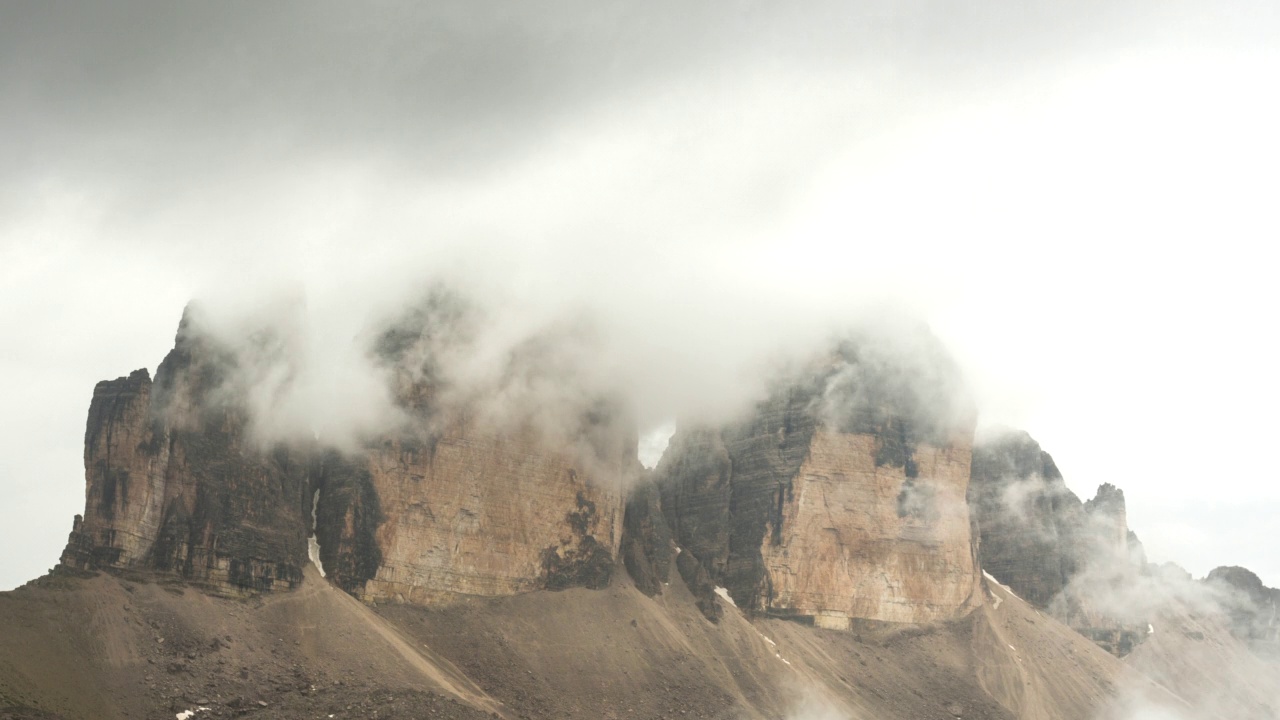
[968,431,1148,655]
[317,423,630,604]
[311,296,634,604]
[655,335,981,628]
[1206,566,1280,651]
[967,433,1084,607]
[620,478,673,597]
[60,311,311,592]
[62,301,634,605]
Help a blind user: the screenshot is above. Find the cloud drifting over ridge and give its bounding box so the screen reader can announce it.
[1,1,1279,590]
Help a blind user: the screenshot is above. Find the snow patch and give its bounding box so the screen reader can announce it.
[309,489,326,577]
[984,571,1022,601]
[714,586,736,607]
[176,708,210,720]
[1148,623,1154,635]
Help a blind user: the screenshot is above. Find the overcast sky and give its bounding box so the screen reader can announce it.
[2,1,1278,591]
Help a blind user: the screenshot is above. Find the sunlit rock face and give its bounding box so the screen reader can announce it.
[969,432,1149,655]
[60,311,311,592]
[655,333,982,627]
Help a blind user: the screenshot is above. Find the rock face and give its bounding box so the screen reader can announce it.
[967,433,1083,607]
[1206,566,1280,650]
[655,336,981,628]
[311,296,634,604]
[60,313,311,592]
[315,423,630,604]
[620,477,673,598]
[968,431,1148,655]
[61,303,634,605]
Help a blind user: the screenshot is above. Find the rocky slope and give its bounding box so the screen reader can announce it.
[649,335,982,628]
[2,553,1179,720]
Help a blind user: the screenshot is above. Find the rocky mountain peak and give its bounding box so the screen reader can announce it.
[649,330,981,628]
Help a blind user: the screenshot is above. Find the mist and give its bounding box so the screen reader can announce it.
[3,1,1280,592]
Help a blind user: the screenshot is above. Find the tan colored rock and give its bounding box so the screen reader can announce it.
[656,334,981,627]
[62,369,169,570]
[762,430,979,627]
[60,313,312,593]
[334,422,627,604]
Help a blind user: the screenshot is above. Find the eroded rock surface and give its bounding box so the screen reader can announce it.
[61,301,635,604]
[60,311,310,592]
[1206,566,1280,651]
[655,336,982,627]
[318,425,629,604]
[312,296,634,603]
[969,431,1149,655]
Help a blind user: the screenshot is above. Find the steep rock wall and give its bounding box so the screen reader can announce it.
[1206,566,1280,650]
[969,431,1148,655]
[60,313,311,592]
[311,294,637,604]
[316,424,629,604]
[967,433,1084,607]
[61,302,633,604]
[761,430,977,626]
[656,338,981,628]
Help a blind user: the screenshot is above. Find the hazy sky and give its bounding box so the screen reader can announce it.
[2,1,1278,590]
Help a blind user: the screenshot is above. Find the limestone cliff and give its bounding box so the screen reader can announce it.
[311,296,635,603]
[60,312,311,592]
[968,431,1148,655]
[315,421,630,604]
[654,335,981,628]
[62,301,635,605]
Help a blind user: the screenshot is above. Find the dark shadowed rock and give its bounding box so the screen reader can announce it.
[60,308,310,593]
[1206,566,1280,648]
[969,431,1149,656]
[620,477,672,597]
[60,298,638,604]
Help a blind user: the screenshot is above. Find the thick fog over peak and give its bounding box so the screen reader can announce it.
[2,1,1279,590]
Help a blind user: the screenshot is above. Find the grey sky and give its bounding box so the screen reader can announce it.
[2,1,1278,590]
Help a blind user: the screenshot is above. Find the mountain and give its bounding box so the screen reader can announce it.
[58,302,634,605]
[649,334,980,628]
[967,432,1149,656]
[2,310,1276,719]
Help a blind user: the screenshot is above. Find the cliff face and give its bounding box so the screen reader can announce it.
[315,422,629,604]
[655,337,981,628]
[1206,566,1280,650]
[61,314,311,592]
[309,296,634,603]
[61,304,633,605]
[968,432,1147,655]
[967,433,1083,607]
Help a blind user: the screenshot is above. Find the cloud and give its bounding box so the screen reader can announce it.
[2,0,1280,593]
